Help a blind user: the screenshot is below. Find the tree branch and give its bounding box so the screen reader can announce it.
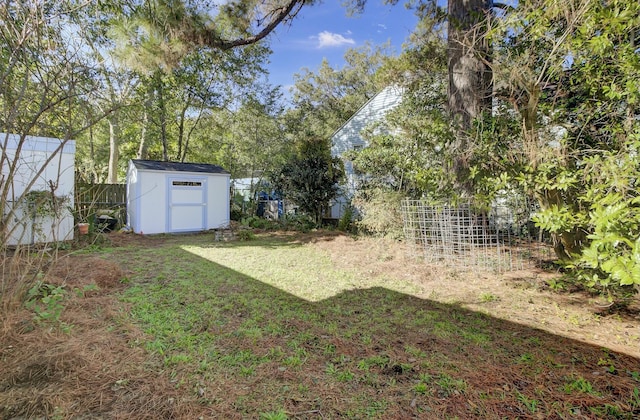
[190,0,308,51]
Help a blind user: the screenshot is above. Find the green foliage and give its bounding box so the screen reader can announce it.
[471,0,640,298]
[241,216,275,230]
[236,229,256,241]
[278,213,317,233]
[337,204,355,233]
[25,281,67,323]
[348,38,456,202]
[271,139,344,224]
[259,409,288,420]
[562,376,599,396]
[353,188,405,238]
[24,190,70,219]
[435,374,467,397]
[288,43,389,140]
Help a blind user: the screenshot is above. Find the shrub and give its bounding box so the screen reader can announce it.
[353,188,404,239]
[337,204,355,233]
[278,213,317,233]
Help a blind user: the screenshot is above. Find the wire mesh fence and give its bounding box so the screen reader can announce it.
[401,198,553,272]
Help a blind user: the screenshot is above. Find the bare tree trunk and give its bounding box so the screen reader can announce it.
[176,104,187,161]
[155,72,169,162]
[137,107,149,160]
[107,115,120,184]
[448,0,493,195]
[88,119,97,183]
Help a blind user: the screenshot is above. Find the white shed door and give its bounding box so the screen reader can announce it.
[168,178,206,232]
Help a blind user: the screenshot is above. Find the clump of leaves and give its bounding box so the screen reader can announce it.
[25,280,67,323]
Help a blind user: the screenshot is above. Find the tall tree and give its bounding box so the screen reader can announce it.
[272,138,344,224]
[447,0,493,193]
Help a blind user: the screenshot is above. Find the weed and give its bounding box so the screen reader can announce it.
[73,283,99,297]
[528,336,542,346]
[357,355,389,371]
[562,376,599,396]
[336,370,355,382]
[546,278,566,291]
[25,281,67,323]
[259,409,288,420]
[283,355,305,368]
[414,382,429,395]
[405,345,427,359]
[460,329,489,345]
[516,391,538,413]
[240,365,255,377]
[436,374,467,397]
[418,373,432,383]
[325,363,339,376]
[630,388,640,409]
[519,353,534,364]
[589,404,624,417]
[480,292,498,303]
[163,353,192,367]
[364,399,388,416]
[598,357,617,374]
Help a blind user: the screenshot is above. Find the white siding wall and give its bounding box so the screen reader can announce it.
[137,171,167,234]
[126,163,139,232]
[3,133,75,245]
[329,86,403,218]
[206,174,230,229]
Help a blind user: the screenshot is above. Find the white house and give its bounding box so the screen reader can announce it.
[2,133,76,246]
[329,85,404,219]
[126,159,230,234]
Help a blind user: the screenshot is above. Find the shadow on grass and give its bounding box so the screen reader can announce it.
[115,241,640,419]
[3,233,638,419]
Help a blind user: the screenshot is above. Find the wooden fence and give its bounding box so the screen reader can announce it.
[75,183,127,228]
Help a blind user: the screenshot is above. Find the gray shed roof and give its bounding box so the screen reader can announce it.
[131,159,229,174]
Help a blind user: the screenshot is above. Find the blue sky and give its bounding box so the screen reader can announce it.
[265,1,419,91]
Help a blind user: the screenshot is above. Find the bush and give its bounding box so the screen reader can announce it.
[278,213,317,233]
[241,216,276,230]
[353,188,405,239]
[337,204,355,233]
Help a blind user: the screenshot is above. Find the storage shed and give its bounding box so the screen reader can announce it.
[126,159,230,234]
[2,133,76,246]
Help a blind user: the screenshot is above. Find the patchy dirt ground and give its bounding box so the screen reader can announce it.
[1,230,639,419]
[305,232,640,358]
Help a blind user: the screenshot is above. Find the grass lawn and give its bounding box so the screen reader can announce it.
[1,231,639,419]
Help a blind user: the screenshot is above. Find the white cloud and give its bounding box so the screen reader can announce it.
[377,24,387,31]
[315,31,356,48]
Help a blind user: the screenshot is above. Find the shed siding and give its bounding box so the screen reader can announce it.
[206,174,230,229]
[3,133,76,245]
[126,160,230,234]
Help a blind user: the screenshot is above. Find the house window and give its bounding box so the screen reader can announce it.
[172,181,202,187]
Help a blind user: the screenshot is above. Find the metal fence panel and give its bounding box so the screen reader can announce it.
[401,199,552,272]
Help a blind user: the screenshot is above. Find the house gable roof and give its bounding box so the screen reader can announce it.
[131,159,229,175]
[330,85,403,157]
